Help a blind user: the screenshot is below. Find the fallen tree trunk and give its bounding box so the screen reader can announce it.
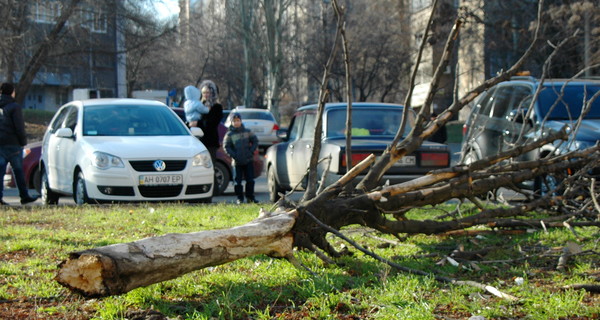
[55,209,297,297]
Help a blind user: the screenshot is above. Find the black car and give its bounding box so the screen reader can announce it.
[460,76,600,193]
[265,102,451,202]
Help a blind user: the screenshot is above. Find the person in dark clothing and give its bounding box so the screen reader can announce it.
[0,83,39,205]
[198,80,223,162]
[223,112,259,204]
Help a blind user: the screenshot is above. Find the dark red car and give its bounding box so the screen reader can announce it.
[3,141,42,192]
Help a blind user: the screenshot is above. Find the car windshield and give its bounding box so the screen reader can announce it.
[326,107,412,138]
[83,105,190,136]
[537,84,600,120]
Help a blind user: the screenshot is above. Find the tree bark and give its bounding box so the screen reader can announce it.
[55,210,297,297]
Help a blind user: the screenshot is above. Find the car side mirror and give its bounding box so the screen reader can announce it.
[190,127,204,138]
[56,127,74,138]
[277,128,288,141]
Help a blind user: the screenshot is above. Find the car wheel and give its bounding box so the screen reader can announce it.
[40,170,59,205]
[462,148,479,164]
[74,172,92,205]
[268,165,283,203]
[32,166,41,192]
[213,161,230,196]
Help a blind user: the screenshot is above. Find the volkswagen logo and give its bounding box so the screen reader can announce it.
[153,160,166,172]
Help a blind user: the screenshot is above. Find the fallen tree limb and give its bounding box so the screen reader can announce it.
[303,210,519,302]
[56,209,297,297]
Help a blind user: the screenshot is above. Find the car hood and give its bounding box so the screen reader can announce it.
[545,119,600,142]
[83,136,206,159]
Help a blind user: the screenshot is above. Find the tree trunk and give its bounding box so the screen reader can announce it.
[55,210,296,297]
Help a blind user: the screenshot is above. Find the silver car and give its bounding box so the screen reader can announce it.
[224,108,280,150]
[265,102,451,202]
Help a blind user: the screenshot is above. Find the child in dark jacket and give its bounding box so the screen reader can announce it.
[223,113,259,204]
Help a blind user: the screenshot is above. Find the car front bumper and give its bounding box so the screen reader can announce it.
[83,167,214,201]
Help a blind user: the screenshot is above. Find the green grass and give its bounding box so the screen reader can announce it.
[1,203,598,319]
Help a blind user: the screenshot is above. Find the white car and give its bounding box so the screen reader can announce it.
[224,108,280,150]
[40,99,214,205]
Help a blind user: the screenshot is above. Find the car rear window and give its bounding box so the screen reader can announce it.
[538,84,600,120]
[326,108,413,137]
[83,105,190,136]
[238,111,275,121]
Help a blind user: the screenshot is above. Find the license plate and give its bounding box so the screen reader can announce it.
[139,174,183,185]
[251,127,264,133]
[393,156,416,166]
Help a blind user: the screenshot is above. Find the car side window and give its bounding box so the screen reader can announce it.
[490,86,513,118]
[49,106,72,133]
[477,87,497,117]
[64,106,79,131]
[288,114,303,141]
[300,113,316,140]
[511,86,531,108]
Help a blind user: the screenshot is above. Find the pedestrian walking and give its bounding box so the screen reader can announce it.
[0,83,39,205]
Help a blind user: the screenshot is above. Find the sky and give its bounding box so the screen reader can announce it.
[152,0,180,20]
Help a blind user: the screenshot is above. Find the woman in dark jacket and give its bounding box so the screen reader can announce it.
[198,80,223,162]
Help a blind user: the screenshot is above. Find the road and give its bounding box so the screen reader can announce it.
[1,175,277,206]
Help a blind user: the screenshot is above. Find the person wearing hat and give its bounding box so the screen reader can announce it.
[0,83,39,205]
[223,112,259,204]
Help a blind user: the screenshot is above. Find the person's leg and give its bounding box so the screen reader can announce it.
[6,145,35,202]
[244,162,256,202]
[233,165,244,203]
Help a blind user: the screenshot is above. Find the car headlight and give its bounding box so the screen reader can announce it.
[92,151,124,169]
[193,150,213,168]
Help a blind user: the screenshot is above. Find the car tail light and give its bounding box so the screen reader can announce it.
[341,153,371,167]
[462,124,468,136]
[272,124,280,131]
[421,152,449,167]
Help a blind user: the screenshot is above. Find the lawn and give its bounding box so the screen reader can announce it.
[1,203,599,319]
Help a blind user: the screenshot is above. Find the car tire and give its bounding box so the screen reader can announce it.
[213,161,230,196]
[74,171,92,205]
[32,166,41,192]
[268,165,283,203]
[40,170,59,205]
[462,148,479,164]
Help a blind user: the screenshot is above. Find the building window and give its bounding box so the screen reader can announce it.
[32,0,62,23]
[82,8,107,33]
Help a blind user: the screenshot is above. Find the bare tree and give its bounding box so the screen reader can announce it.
[56,0,600,299]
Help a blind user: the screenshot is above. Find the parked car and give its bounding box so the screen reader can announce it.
[171,107,263,195]
[40,99,214,205]
[460,76,600,193]
[3,141,42,191]
[224,108,280,150]
[265,102,451,202]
